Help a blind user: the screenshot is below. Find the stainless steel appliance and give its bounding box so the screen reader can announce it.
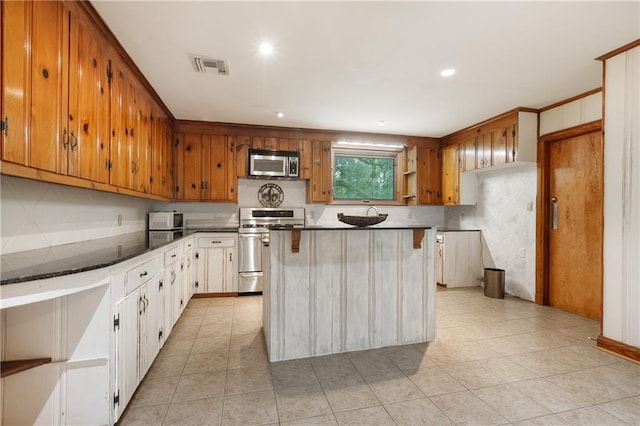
[249,149,300,178]
[238,207,305,293]
[149,211,184,230]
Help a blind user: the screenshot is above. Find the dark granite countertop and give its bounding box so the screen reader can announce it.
[273,226,434,231]
[1,228,238,285]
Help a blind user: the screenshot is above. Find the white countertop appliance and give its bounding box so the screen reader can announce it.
[238,207,305,294]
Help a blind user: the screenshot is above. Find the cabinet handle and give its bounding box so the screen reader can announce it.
[139,295,144,315]
[205,181,209,189]
[229,253,232,262]
[171,271,176,284]
[70,131,78,150]
[171,254,177,258]
[139,271,148,278]
[511,150,516,162]
[159,279,163,290]
[63,128,69,149]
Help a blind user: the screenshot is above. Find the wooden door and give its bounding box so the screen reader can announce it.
[30,1,68,173]
[548,131,603,320]
[1,0,31,165]
[441,144,459,205]
[299,139,312,179]
[417,147,429,205]
[68,12,110,183]
[476,132,491,168]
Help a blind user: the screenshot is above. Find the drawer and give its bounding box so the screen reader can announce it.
[125,257,160,294]
[164,245,181,267]
[183,237,194,252]
[197,236,236,249]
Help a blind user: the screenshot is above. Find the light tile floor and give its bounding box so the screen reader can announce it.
[119,287,640,425]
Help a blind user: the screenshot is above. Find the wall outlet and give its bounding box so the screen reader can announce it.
[117,214,123,226]
[519,248,526,258]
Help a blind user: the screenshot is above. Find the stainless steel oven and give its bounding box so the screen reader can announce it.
[238,207,305,294]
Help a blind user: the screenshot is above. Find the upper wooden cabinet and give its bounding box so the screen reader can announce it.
[150,113,173,198]
[443,109,538,173]
[1,1,111,182]
[2,0,174,200]
[175,132,237,202]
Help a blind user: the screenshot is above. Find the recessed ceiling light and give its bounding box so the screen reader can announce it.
[377,120,386,126]
[259,42,274,56]
[276,111,285,118]
[440,68,456,77]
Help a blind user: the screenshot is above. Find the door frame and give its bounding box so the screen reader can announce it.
[535,120,604,311]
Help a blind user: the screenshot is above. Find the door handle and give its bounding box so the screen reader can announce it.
[551,196,558,230]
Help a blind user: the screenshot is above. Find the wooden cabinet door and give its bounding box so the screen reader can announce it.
[235,135,251,178]
[150,114,172,198]
[308,140,332,203]
[264,137,278,150]
[491,127,508,166]
[506,122,517,163]
[427,148,442,204]
[109,60,133,189]
[133,91,151,193]
[1,0,31,165]
[180,133,203,200]
[441,144,460,205]
[461,137,477,171]
[207,134,229,201]
[476,132,491,168]
[299,139,312,179]
[30,0,68,174]
[417,147,429,205]
[67,12,110,183]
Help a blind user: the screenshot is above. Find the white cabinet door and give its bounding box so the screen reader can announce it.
[182,250,193,311]
[114,289,141,420]
[198,246,236,293]
[142,278,160,376]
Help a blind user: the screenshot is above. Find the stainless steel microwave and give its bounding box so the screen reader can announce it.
[148,211,183,230]
[249,149,299,178]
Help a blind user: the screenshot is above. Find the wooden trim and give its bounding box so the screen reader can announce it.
[0,161,172,202]
[174,120,439,147]
[596,39,640,61]
[535,120,603,306]
[440,107,537,143]
[596,335,640,363]
[1,358,52,378]
[413,229,425,249]
[291,230,301,253]
[537,120,603,144]
[191,292,238,298]
[538,88,603,113]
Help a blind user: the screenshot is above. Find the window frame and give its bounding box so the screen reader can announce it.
[331,147,404,205]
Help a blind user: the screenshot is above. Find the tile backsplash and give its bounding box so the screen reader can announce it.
[1,176,153,254]
[155,178,446,229]
[445,165,537,301]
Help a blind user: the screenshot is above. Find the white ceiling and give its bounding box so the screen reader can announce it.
[91,1,639,138]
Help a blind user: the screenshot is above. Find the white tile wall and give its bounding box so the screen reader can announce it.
[445,165,537,301]
[1,176,153,254]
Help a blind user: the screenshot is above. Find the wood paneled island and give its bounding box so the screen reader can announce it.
[263,227,436,362]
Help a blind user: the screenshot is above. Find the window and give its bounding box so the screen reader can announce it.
[333,150,397,201]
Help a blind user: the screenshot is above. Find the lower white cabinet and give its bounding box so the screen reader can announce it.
[113,266,161,420]
[194,233,238,294]
[182,236,195,310]
[439,231,484,288]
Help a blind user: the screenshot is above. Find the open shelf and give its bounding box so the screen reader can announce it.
[1,358,52,378]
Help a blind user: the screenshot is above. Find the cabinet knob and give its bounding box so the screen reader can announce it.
[42,68,49,79]
[217,163,222,168]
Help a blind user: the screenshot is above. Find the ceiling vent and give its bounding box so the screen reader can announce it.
[190,55,229,75]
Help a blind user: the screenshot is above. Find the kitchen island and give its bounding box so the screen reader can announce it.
[263,227,436,361]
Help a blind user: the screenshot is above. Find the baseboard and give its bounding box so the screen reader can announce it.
[192,292,238,298]
[596,335,640,363]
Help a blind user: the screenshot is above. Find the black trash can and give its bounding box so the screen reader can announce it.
[484,268,505,299]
